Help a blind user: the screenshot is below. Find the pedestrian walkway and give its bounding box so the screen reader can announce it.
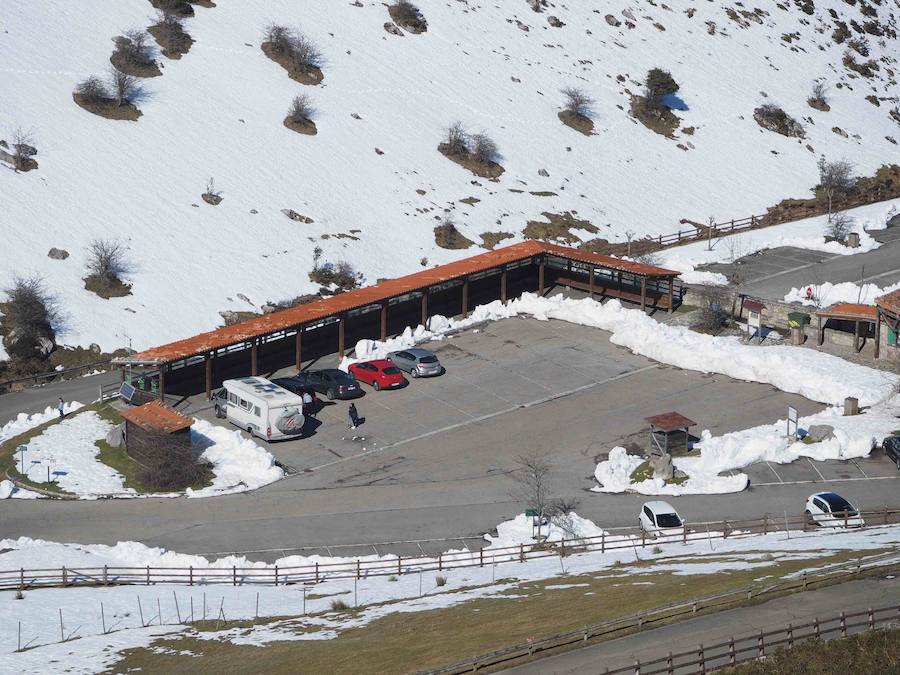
[504,575,899,674]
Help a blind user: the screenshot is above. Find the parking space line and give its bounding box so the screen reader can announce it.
[806,458,827,482]
[765,462,784,483]
[851,459,870,479]
[751,475,900,487]
[302,364,659,473]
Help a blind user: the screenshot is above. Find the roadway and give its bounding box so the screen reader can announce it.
[1,318,897,562]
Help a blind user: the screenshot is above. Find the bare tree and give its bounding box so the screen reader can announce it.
[2,275,61,362]
[108,67,137,106]
[117,29,155,68]
[86,239,130,283]
[510,452,555,538]
[470,132,500,165]
[75,76,109,103]
[547,497,582,541]
[561,87,594,117]
[264,23,295,54]
[817,157,856,218]
[809,80,829,106]
[287,93,315,122]
[11,127,37,172]
[826,211,853,242]
[312,245,323,270]
[444,121,469,156]
[291,32,323,73]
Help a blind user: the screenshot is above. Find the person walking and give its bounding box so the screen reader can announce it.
[302,390,315,418]
[57,397,65,419]
[348,402,359,430]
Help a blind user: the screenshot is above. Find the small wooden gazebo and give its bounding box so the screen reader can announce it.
[645,412,696,457]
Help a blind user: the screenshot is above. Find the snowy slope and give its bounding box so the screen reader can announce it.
[1,0,898,351]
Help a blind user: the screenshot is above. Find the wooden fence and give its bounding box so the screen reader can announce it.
[426,552,900,674]
[2,508,898,593]
[656,215,761,247]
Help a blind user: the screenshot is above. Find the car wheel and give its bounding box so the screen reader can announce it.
[326,388,335,400]
[373,381,381,391]
[410,368,419,378]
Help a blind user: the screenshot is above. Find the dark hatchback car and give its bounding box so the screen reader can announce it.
[295,369,362,400]
[884,435,900,470]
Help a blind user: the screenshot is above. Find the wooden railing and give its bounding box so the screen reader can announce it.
[656,215,762,247]
[2,509,898,593]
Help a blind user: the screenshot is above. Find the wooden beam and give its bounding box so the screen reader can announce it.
[338,316,345,356]
[380,303,388,340]
[667,278,674,313]
[158,365,166,402]
[205,354,212,400]
[538,258,545,295]
[250,339,258,376]
[461,278,469,316]
[817,315,824,346]
[854,320,861,353]
[875,309,881,359]
[588,267,594,299]
[421,291,428,327]
[295,327,303,370]
[640,277,647,310]
[501,268,508,303]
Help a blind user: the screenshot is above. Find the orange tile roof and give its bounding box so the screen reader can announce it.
[120,401,194,433]
[876,289,900,315]
[645,412,697,431]
[117,241,680,365]
[814,303,879,320]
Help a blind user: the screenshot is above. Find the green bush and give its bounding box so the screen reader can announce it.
[645,68,679,100]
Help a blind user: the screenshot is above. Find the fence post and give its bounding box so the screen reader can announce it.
[802,571,808,589]
[438,554,443,572]
[728,637,736,665]
[666,652,673,674]
[813,617,820,638]
[641,530,646,548]
[723,519,728,539]
[884,506,889,525]
[19,568,24,590]
[479,549,484,567]
[103,565,108,586]
[519,545,524,563]
[787,624,793,648]
[146,565,150,586]
[683,524,687,544]
[397,556,402,576]
[561,539,566,557]
[840,611,847,637]
[601,532,605,553]
[232,566,237,586]
[315,562,319,584]
[868,607,875,630]
[274,566,278,586]
[757,631,764,657]
[189,566,194,586]
[62,566,67,587]
[698,644,705,675]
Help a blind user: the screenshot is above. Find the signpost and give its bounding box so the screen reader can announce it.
[787,406,799,439]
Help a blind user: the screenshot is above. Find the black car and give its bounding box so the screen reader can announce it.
[295,369,362,400]
[884,436,900,470]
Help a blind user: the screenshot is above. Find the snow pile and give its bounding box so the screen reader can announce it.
[186,419,284,498]
[659,199,898,286]
[0,480,40,499]
[483,512,608,549]
[16,411,124,497]
[784,279,900,307]
[0,401,84,444]
[594,395,900,495]
[346,292,898,406]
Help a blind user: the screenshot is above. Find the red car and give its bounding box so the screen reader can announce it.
[348,359,407,391]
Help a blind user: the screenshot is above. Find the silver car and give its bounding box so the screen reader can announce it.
[387,348,443,378]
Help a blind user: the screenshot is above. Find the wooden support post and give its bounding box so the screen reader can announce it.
[588,267,594,298]
[250,340,258,376]
[380,303,388,340]
[295,327,303,370]
[461,278,469,316]
[640,277,647,310]
[338,316,345,356]
[667,279,674,313]
[854,320,861,352]
[538,258,545,294]
[874,310,881,359]
[421,291,428,327]
[817,315,824,346]
[204,354,212,400]
[500,268,508,303]
[158,365,166,401]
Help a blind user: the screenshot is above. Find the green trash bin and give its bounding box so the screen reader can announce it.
[787,311,811,329]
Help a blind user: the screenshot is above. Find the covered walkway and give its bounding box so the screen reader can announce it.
[113,241,682,399]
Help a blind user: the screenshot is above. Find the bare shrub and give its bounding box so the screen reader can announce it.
[329,599,350,611]
[117,30,155,68]
[393,0,422,24]
[561,87,594,117]
[264,23,295,54]
[847,37,869,56]
[291,33,324,73]
[470,133,500,165]
[443,121,469,156]
[75,76,109,103]
[691,289,730,336]
[133,428,212,492]
[108,67,138,106]
[817,157,856,216]
[287,94,315,122]
[86,239,130,284]
[308,259,363,292]
[808,81,829,110]
[435,575,447,587]
[153,0,193,16]
[11,128,37,172]
[510,452,555,539]
[1,275,60,363]
[826,211,853,242]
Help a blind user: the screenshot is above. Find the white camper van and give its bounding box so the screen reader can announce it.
[219,377,305,441]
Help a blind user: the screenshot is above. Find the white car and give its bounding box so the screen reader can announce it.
[639,501,685,538]
[805,492,864,528]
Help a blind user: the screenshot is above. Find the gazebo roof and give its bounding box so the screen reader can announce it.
[120,401,194,434]
[815,303,878,321]
[645,412,697,432]
[743,299,766,312]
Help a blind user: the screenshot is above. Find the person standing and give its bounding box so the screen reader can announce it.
[348,402,359,430]
[302,390,314,418]
[57,397,65,419]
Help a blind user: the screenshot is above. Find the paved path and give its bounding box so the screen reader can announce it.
[505,574,900,674]
[0,369,118,422]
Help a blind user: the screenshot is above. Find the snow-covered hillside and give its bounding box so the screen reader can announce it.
[1,0,898,351]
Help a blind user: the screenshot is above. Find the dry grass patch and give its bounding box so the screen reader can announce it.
[83,274,132,299]
[149,0,195,17]
[149,14,194,59]
[388,1,427,33]
[630,95,679,137]
[558,110,593,135]
[434,220,474,249]
[261,34,324,86]
[73,93,142,121]
[480,231,513,249]
[438,143,504,179]
[524,211,599,245]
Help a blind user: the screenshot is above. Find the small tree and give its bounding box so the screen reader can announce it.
[817,157,856,218]
[75,76,108,103]
[561,87,594,117]
[291,33,323,73]
[86,239,130,284]
[118,29,155,68]
[470,132,499,165]
[444,121,469,156]
[826,211,853,242]
[510,452,555,538]
[2,275,60,362]
[312,245,323,270]
[11,127,37,172]
[109,67,137,106]
[645,68,679,103]
[287,93,315,122]
[264,23,295,54]
[809,80,829,108]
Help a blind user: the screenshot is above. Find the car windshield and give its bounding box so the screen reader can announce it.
[383,366,402,374]
[656,513,682,528]
[418,355,438,364]
[821,494,854,513]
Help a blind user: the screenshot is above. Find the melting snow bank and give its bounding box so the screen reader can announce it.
[344,292,898,406]
[0,402,84,444]
[657,199,899,286]
[2,523,900,672]
[784,279,900,307]
[594,395,900,495]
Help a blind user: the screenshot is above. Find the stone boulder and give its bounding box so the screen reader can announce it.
[106,423,124,449]
[806,424,835,443]
[47,248,69,260]
[650,453,675,481]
